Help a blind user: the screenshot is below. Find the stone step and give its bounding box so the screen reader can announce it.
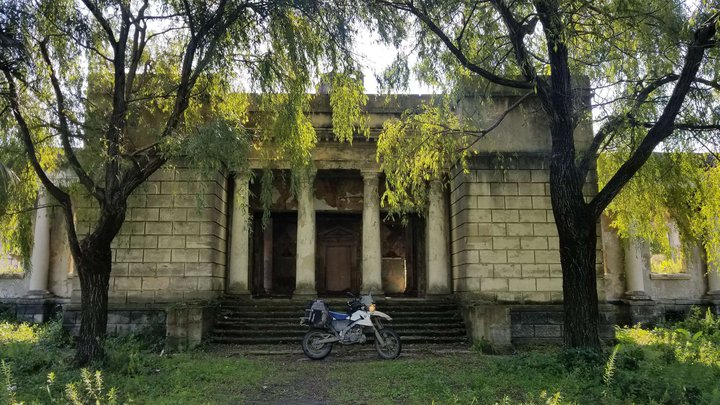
[217,312,462,323]
[208,335,467,345]
[218,305,462,313]
[209,298,468,346]
[218,312,462,319]
[213,321,466,330]
[212,328,467,337]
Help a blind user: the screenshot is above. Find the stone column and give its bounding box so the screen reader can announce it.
[227,172,251,295]
[426,179,451,295]
[624,237,649,299]
[294,170,317,298]
[361,170,383,295]
[706,258,720,301]
[27,188,52,297]
[624,237,655,325]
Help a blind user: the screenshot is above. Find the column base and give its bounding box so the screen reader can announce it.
[292,289,317,301]
[704,291,720,304]
[360,285,384,298]
[624,296,657,326]
[25,290,53,299]
[624,291,651,301]
[224,289,252,300]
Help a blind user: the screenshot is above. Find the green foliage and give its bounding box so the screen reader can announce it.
[0,317,71,373]
[329,72,369,143]
[63,369,118,405]
[0,315,719,404]
[1,360,20,405]
[599,152,720,268]
[601,345,619,398]
[377,97,469,214]
[0,0,375,262]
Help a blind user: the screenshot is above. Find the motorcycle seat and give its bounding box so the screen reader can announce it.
[329,311,349,320]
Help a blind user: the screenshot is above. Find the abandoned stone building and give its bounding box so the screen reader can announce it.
[1,92,719,349]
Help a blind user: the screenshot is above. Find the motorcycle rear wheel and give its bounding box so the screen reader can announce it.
[302,330,333,360]
[374,328,401,359]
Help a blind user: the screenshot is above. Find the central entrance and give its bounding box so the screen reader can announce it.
[316,213,361,295]
[247,169,425,298]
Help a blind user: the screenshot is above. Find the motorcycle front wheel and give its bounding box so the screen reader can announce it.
[301,330,333,360]
[374,328,401,360]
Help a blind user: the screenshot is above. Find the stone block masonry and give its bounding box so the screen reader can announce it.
[510,305,616,345]
[450,154,603,304]
[72,166,228,306]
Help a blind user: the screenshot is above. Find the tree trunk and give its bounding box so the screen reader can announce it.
[549,151,602,349]
[74,239,112,365]
[556,206,601,348]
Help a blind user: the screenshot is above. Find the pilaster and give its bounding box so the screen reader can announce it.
[360,170,383,295]
[294,169,317,298]
[227,172,251,295]
[27,187,52,298]
[426,179,451,295]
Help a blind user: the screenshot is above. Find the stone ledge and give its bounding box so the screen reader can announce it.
[649,273,691,280]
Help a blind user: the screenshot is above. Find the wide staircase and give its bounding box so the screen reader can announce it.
[209,296,468,345]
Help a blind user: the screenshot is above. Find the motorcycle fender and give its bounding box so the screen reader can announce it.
[370,311,392,321]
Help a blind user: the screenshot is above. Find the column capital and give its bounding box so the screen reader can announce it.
[360,169,380,179]
[233,171,252,182]
[428,178,445,193]
[296,167,317,184]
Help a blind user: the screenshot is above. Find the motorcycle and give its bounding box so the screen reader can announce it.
[300,293,401,360]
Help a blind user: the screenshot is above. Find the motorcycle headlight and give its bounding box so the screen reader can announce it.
[368,303,376,312]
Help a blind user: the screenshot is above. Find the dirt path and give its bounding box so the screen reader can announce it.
[209,344,472,405]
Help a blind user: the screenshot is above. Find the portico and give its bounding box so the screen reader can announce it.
[225,167,450,299]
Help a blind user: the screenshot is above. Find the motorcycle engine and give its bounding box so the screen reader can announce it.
[341,327,366,344]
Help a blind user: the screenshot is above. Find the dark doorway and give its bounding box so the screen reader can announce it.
[381,214,424,297]
[251,212,297,297]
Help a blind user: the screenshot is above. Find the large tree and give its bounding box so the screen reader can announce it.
[0,0,368,364]
[372,0,720,348]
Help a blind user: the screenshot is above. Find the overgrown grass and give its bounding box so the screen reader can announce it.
[1,308,719,404]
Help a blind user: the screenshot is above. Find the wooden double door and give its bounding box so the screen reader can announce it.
[315,214,361,295]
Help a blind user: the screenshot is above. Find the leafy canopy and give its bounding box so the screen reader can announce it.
[0,0,373,262]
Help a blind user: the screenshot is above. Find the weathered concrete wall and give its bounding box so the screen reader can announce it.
[449,154,603,304]
[0,275,29,299]
[602,215,709,302]
[71,166,228,306]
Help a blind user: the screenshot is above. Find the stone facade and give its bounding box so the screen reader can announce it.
[71,168,229,306]
[450,154,602,304]
[1,92,717,350]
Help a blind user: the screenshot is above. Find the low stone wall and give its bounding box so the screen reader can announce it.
[626,299,717,326]
[0,298,65,323]
[461,301,621,348]
[62,305,166,336]
[509,305,619,346]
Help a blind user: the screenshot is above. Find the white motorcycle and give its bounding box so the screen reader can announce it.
[300,293,401,360]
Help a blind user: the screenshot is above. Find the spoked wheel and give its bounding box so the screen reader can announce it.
[301,330,333,360]
[374,328,401,360]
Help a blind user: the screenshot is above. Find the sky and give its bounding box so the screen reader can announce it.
[352,29,433,95]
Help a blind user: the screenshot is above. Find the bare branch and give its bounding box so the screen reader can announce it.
[79,0,117,46]
[375,0,534,89]
[1,70,82,260]
[38,39,103,201]
[590,12,720,218]
[577,73,680,179]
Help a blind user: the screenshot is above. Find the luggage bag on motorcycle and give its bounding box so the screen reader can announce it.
[303,299,328,328]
